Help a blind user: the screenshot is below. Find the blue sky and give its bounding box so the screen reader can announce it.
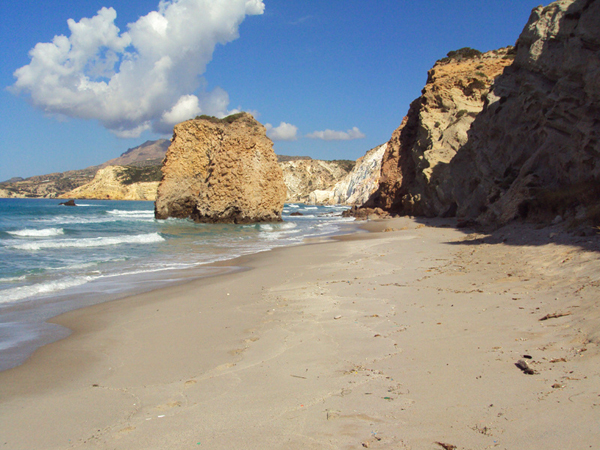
[0,0,545,181]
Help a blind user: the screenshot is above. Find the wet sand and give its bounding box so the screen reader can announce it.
[0,217,598,449]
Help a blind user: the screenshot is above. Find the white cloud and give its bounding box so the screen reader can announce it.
[112,122,152,138]
[11,0,265,137]
[161,95,201,126]
[265,122,298,141]
[306,127,366,141]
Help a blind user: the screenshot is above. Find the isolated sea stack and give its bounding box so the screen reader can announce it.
[154,113,286,223]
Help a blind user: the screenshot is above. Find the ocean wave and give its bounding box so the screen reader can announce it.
[35,216,118,225]
[259,222,298,232]
[10,233,165,251]
[98,262,199,279]
[0,276,98,303]
[303,206,318,210]
[288,214,316,219]
[288,204,300,208]
[7,228,64,238]
[107,209,154,217]
[0,275,27,283]
[47,261,101,271]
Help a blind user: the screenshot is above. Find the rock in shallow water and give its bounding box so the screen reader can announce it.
[154,113,286,224]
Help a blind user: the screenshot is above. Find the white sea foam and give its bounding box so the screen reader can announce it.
[10,233,165,251]
[108,209,154,217]
[290,214,316,219]
[0,275,27,283]
[259,222,297,232]
[35,216,118,225]
[288,204,300,208]
[0,276,97,303]
[303,206,318,210]
[47,261,100,271]
[7,228,64,237]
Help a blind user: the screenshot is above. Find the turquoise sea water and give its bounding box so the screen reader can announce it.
[0,198,355,370]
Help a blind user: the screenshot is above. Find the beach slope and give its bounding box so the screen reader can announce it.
[0,218,599,449]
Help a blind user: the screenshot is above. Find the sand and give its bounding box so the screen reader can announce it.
[0,217,599,449]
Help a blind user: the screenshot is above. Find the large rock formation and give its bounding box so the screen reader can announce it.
[309,143,387,205]
[364,0,599,227]
[365,47,515,216]
[154,113,286,223]
[280,159,353,203]
[451,0,600,225]
[59,166,160,201]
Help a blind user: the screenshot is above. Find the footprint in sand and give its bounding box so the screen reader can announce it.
[214,362,237,371]
[155,401,181,410]
[115,426,136,438]
[228,347,246,356]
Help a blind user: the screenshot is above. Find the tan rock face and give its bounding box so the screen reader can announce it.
[451,0,600,225]
[280,160,351,203]
[59,166,159,201]
[308,144,387,205]
[364,0,599,227]
[366,47,515,216]
[154,113,286,223]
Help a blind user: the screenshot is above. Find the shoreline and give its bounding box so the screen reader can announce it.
[0,217,599,449]
[0,203,359,373]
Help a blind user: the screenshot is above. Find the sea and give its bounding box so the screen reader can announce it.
[0,198,356,371]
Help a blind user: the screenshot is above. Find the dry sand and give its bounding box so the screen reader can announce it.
[0,217,599,449]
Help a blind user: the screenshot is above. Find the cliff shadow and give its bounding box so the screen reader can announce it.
[410,216,600,254]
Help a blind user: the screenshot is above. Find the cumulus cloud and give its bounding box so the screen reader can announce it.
[306,127,366,141]
[265,122,298,141]
[10,0,265,137]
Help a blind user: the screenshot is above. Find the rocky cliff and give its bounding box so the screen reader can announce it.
[154,113,286,223]
[0,168,97,198]
[451,0,600,225]
[280,159,353,203]
[364,47,515,216]
[309,143,387,205]
[56,156,371,205]
[0,140,170,199]
[364,0,599,227]
[59,166,160,201]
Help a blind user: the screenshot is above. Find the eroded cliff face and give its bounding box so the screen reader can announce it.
[155,113,286,223]
[280,160,351,203]
[309,144,387,205]
[451,0,600,225]
[59,166,160,201]
[364,0,599,227]
[365,47,515,216]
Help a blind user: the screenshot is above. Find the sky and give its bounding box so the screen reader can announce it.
[0,0,546,181]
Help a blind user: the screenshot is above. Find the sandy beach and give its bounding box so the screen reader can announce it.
[1,217,599,449]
